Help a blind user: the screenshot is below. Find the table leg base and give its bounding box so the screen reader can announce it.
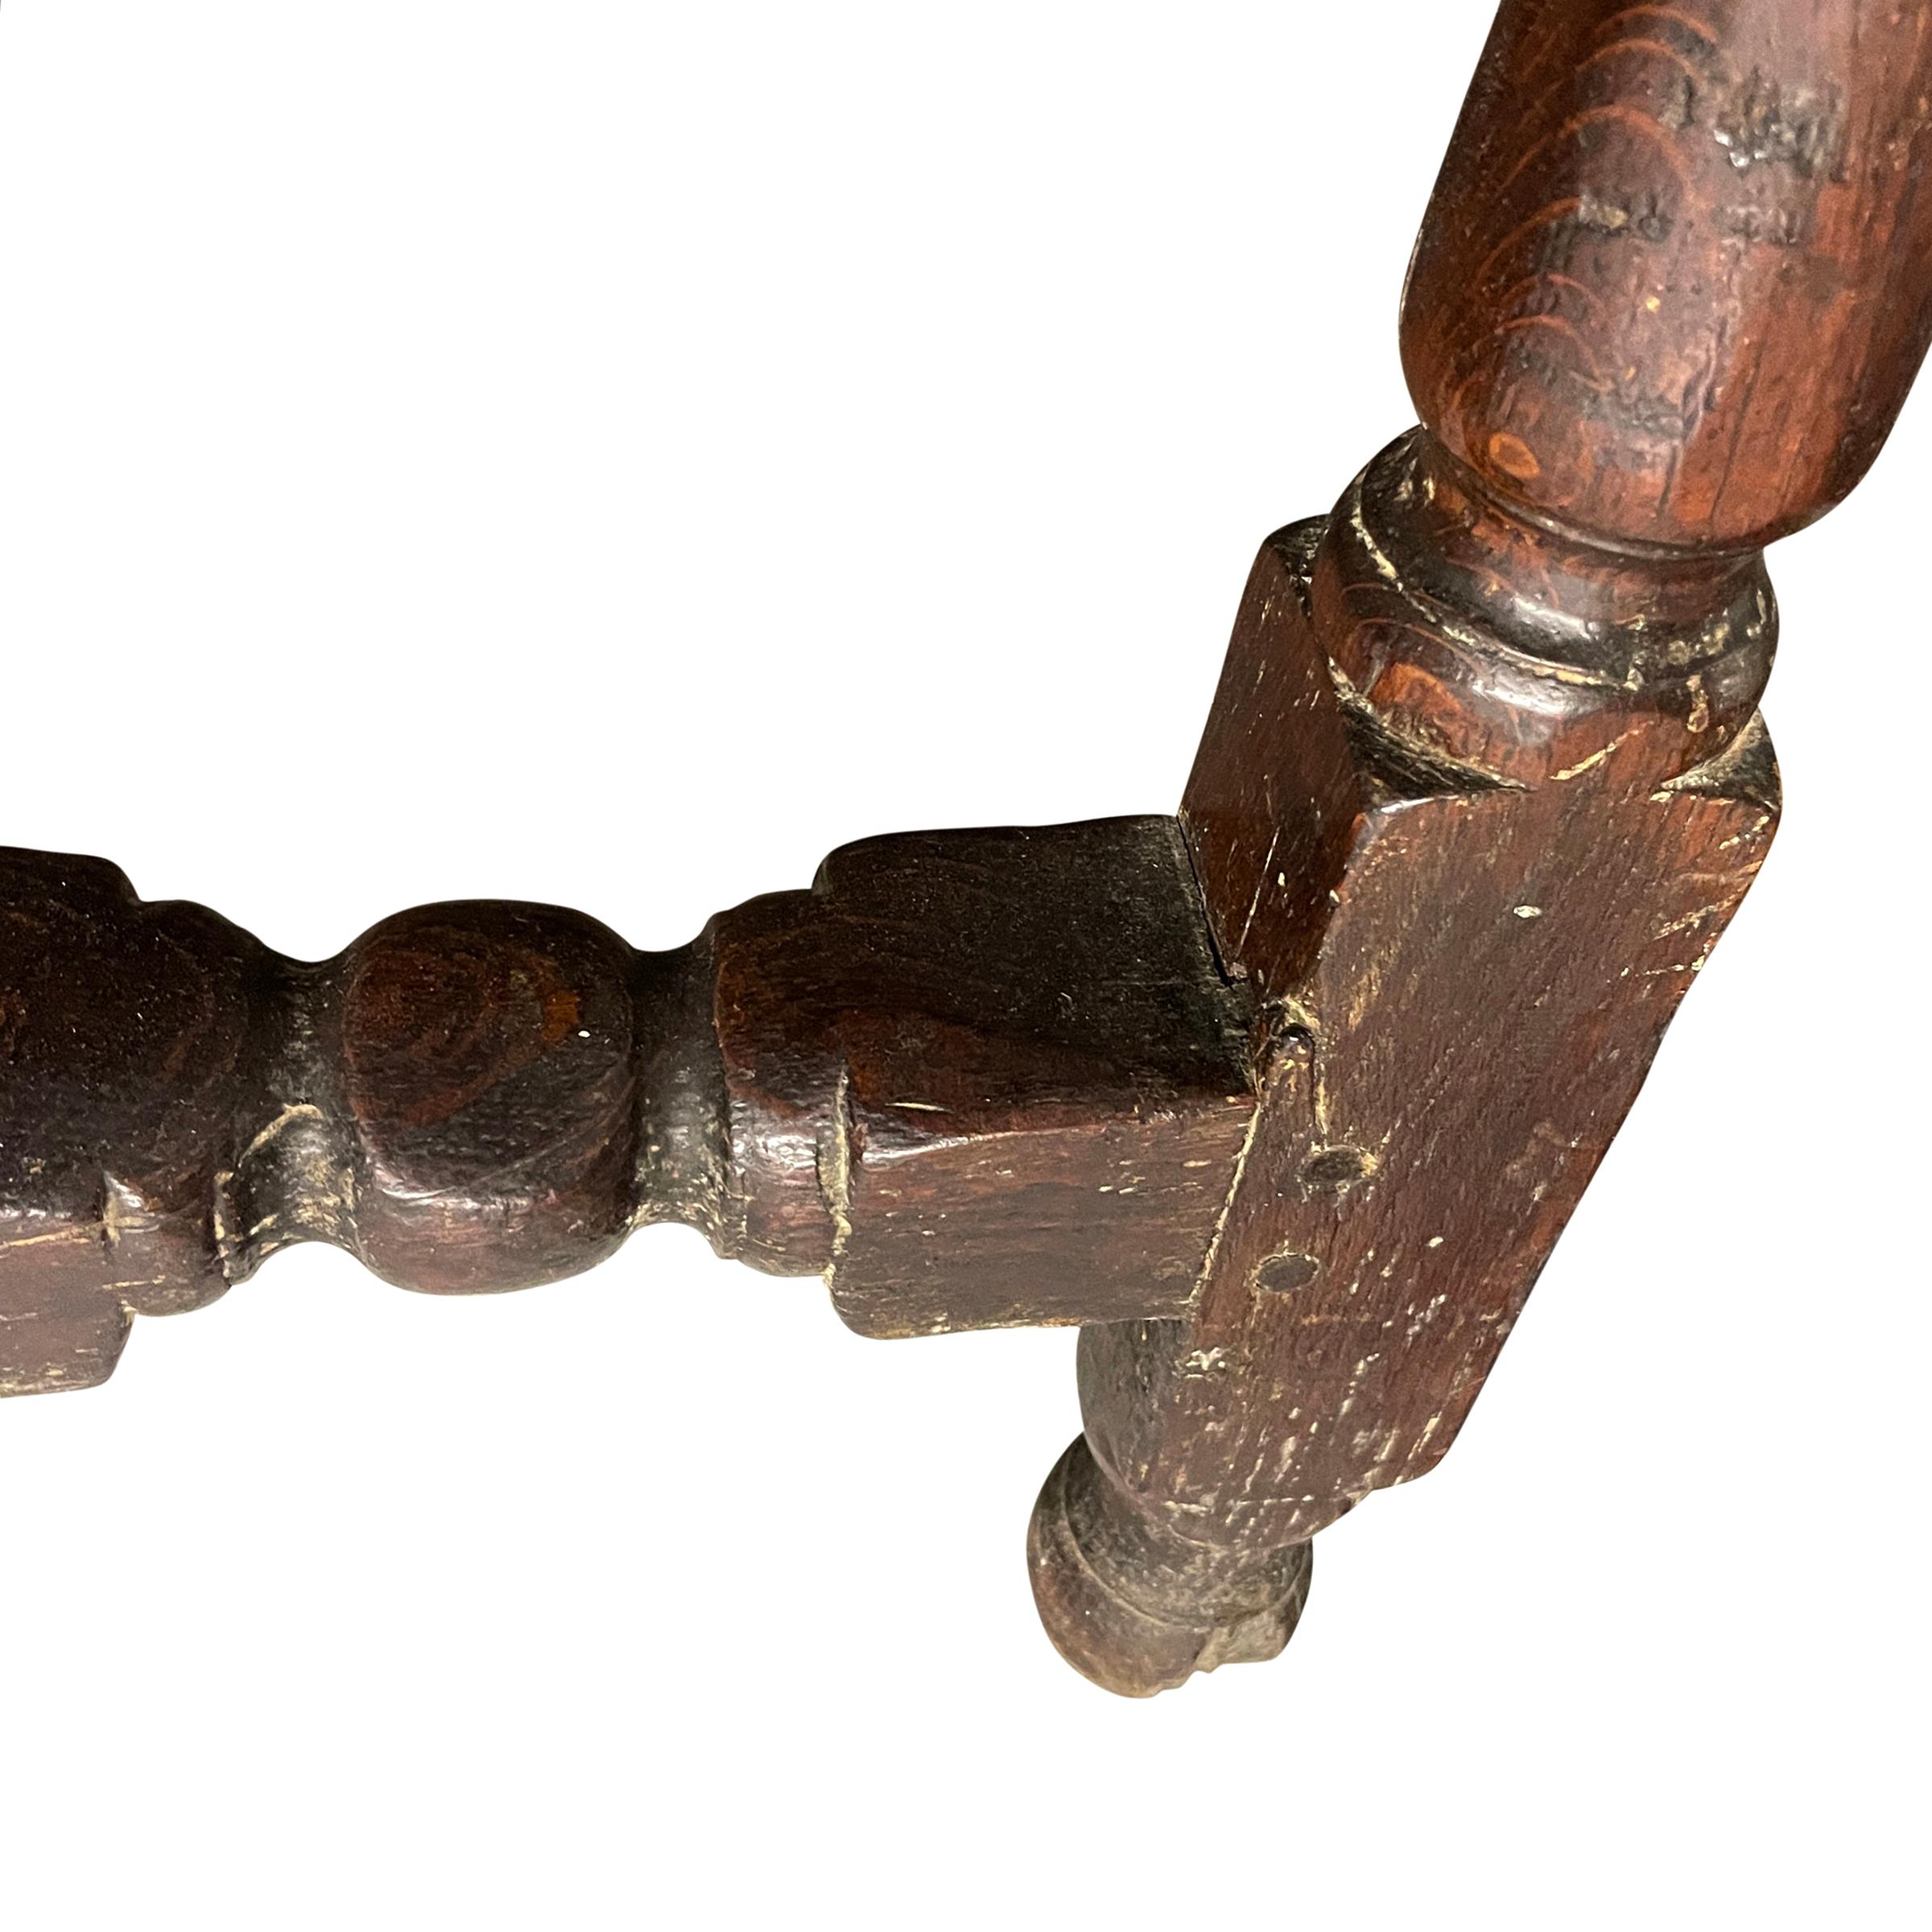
[1026,1435,1311,1697]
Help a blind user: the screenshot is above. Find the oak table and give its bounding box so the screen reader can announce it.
[5,0,1926,1695]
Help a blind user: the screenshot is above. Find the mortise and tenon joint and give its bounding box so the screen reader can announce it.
[6,0,1930,1695]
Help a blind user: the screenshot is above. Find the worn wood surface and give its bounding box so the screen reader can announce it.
[711,820,1255,1335]
[5,0,1930,1699]
[1030,0,1932,1693]
[1404,0,1932,551]
[0,819,1254,1394]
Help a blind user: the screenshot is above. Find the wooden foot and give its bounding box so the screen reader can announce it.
[1027,1435,1311,1698]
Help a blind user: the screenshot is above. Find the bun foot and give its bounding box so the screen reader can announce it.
[1026,1435,1311,1697]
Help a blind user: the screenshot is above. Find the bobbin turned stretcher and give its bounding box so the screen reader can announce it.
[5,0,1927,1695]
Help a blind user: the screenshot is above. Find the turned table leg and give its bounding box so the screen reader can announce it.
[1031,485,1777,1691]
[1034,0,1932,1693]
[5,0,1931,1701]
[1030,1435,1313,1697]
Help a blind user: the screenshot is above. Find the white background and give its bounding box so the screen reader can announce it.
[2,4,1924,1926]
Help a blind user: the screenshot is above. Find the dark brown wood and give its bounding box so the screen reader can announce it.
[708,820,1254,1334]
[1,819,1253,1394]
[1034,499,1779,1689]
[5,0,1930,1698]
[1404,0,1932,551]
[1030,0,1932,1692]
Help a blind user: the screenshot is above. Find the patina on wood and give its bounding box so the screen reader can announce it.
[0,818,1253,1395]
[3,0,1929,1697]
[1031,0,1932,1693]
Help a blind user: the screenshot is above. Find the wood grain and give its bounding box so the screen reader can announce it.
[1404,0,1932,550]
[5,0,1929,1700]
[1,820,1254,1394]
[1028,0,1931,1694]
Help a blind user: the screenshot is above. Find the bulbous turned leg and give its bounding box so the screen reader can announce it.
[1026,1435,1311,1697]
